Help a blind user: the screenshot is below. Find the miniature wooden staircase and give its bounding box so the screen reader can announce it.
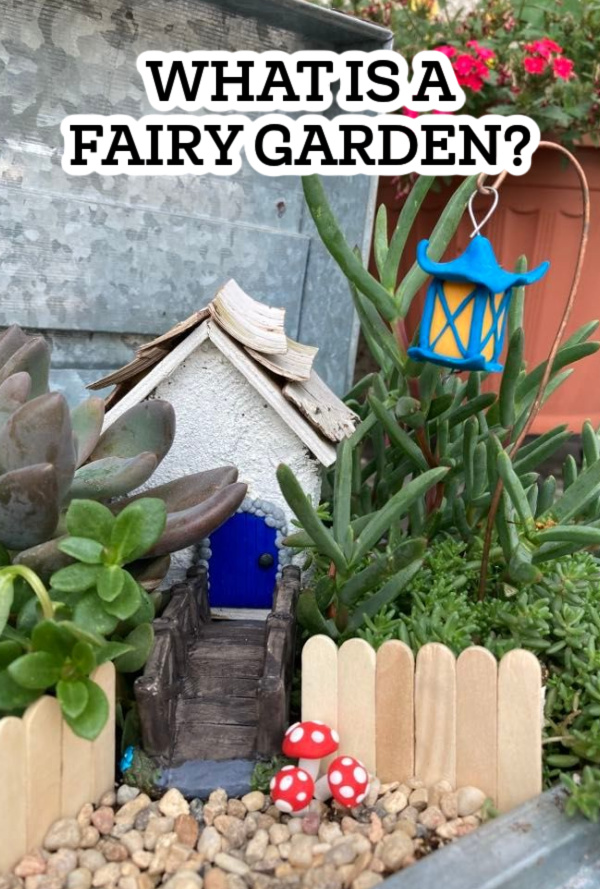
[135,566,300,765]
[174,620,266,761]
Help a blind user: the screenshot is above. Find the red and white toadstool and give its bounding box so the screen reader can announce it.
[270,765,314,815]
[281,721,339,780]
[314,755,370,807]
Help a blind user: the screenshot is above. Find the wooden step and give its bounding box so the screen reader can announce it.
[172,718,258,762]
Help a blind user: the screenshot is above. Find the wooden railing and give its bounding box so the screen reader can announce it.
[302,637,542,813]
[257,566,301,756]
[0,663,115,873]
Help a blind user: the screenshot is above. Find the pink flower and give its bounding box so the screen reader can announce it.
[466,40,496,62]
[435,45,457,58]
[453,53,475,76]
[524,55,547,74]
[402,107,420,118]
[525,38,563,59]
[553,57,575,79]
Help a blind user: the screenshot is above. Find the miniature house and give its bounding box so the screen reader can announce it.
[91,280,357,614]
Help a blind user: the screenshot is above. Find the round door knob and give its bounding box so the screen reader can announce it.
[258,553,275,569]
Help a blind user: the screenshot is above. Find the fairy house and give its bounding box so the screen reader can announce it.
[90,280,357,614]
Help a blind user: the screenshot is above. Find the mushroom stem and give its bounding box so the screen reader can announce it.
[298,758,321,781]
[314,775,332,802]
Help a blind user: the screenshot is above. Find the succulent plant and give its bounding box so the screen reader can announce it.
[0,325,247,580]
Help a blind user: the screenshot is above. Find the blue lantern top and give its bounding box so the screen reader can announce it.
[416,235,550,293]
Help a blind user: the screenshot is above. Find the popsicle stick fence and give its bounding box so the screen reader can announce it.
[0,663,116,874]
[302,637,542,814]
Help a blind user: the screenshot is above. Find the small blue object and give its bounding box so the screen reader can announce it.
[208,512,278,609]
[408,235,549,373]
[120,745,135,773]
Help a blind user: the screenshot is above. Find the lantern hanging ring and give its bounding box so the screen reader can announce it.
[468,186,499,238]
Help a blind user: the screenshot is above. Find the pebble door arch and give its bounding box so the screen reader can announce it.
[208,512,278,609]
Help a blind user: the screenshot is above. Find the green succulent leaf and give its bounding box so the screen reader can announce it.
[31,620,73,659]
[59,537,104,565]
[109,499,167,565]
[0,640,23,670]
[63,678,108,741]
[97,565,126,602]
[0,572,14,637]
[102,572,141,620]
[65,500,115,547]
[50,563,100,593]
[113,623,155,673]
[0,669,40,710]
[8,651,62,690]
[57,679,89,719]
[277,464,346,573]
[95,641,135,665]
[71,641,96,676]
[73,594,119,636]
[297,591,339,639]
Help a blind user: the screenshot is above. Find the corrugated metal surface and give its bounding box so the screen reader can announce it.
[0,0,390,402]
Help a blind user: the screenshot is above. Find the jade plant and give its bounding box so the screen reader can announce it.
[277,171,600,813]
[0,325,247,737]
[0,497,168,739]
[0,324,246,581]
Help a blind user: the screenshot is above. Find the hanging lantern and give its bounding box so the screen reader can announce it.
[408,190,550,373]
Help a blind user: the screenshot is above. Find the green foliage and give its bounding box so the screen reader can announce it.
[282,171,600,818]
[0,497,169,738]
[311,0,600,147]
[251,756,294,793]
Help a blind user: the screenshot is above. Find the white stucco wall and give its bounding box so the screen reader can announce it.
[146,339,324,580]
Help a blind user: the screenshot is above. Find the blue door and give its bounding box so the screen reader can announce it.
[208,512,278,609]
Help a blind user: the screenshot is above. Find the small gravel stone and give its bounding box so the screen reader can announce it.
[131,851,152,870]
[324,838,359,868]
[456,787,486,817]
[115,796,151,830]
[398,806,418,824]
[301,813,320,836]
[174,815,199,848]
[158,789,189,820]
[408,788,428,812]
[77,806,94,831]
[381,792,408,816]
[418,806,446,831]
[92,863,120,887]
[440,792,459,820]
[380,833,413,872]
[134,805,160,833]
[96,840,128,863]
[213,816,245,849]
[241,792,264,813]
[317,822,342,845]
[77,852,106,874]
[14,852,47,879]
[116,787,140,807]
[44,820,81,852]
[287,818,303,836]
[352,872,383,889]
[203,870,228,889]
[47,849,78,879]
[197,827,222,862]
[98,792,116,809]
[225,800,245,820]
[245,829,269,864]
[79,829,99,851]
[189,801,204,825]
[162,873,203,889]
[144,816,174,851]
[91,808,114,837]
[212,854,249,877]
[66,869,92,889]
[269,823,290,846]
[288,835,317,869]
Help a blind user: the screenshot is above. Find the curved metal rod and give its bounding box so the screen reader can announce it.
[478,140,591,600]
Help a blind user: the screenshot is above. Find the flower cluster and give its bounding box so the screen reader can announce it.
[317,0,600,145]
[523,38,575,81]
[436,41,496,93]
